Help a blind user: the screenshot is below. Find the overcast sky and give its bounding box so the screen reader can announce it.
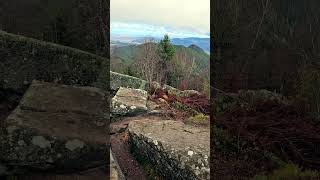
[111,0,210,38]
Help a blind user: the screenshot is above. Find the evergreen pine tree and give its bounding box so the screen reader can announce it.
[156,34,175,85]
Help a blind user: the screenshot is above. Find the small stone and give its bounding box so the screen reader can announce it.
[65,139,85,151]
[188,151,194,156]
[17,140,25,146]
[96,121,105,127]
[31,136,51,148]
[153,140,158,146]
[46,158,54,163]
[6,126,17,134]
[158,98,166,103]
[195,169,200,175]
[162,95,169,100]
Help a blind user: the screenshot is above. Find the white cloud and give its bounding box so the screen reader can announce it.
[111,0,210,35]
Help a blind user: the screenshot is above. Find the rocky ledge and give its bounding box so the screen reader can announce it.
[128,119,210,180]
[0,81,107,175]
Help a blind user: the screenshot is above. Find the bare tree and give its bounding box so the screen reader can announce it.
[251,0,270,49]
[136,38,160,87]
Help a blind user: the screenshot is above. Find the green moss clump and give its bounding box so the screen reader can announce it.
[185,113,209,125]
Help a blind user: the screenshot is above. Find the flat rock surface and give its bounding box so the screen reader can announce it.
[0,81,108,174]
[111,87,148,117]
[128,119,210,180]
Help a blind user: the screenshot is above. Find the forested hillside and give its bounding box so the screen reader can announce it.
[111,43,210,94]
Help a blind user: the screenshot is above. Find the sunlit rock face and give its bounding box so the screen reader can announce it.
[128,119,210,180]
[0,81,108,175]
[111,87,148,118]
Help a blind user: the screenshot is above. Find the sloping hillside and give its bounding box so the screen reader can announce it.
[0,0,108,56]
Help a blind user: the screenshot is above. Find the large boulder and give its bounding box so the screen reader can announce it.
[128,119,210,180]
[111,87,148,117]
[0,81,108,175]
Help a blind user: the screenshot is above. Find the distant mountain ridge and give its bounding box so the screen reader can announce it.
[171,38,210,54]
[111,36,210,54]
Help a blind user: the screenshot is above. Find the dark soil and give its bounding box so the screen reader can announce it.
[111,133,147,180]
